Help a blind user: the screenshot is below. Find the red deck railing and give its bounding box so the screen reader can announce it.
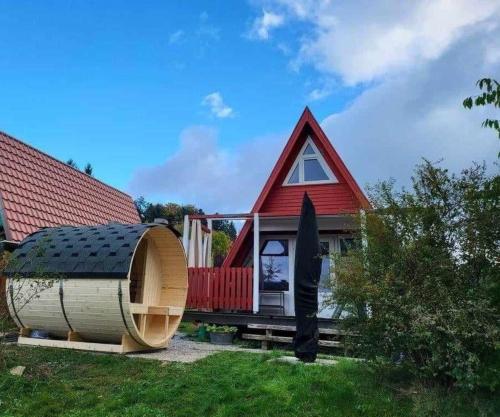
[187,267,253,312]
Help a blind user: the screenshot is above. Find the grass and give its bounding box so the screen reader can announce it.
[177,321,199,337]
[0,345,498,417]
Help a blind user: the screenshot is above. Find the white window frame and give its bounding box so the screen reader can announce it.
[283,137,337,186]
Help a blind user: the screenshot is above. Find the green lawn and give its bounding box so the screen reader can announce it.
[0,346,498,417]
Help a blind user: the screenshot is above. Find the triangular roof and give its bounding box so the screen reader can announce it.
[224,107,370,266]
[0,130,140,242]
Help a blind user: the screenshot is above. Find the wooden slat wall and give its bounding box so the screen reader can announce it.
[187,267,253,312]
[260,183,360,215]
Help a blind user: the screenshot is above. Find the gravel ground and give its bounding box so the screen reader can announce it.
[128,333,265,363]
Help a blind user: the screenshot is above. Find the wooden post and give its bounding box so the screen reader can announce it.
[202,232,207,267]
[252,213,260,314]
[206,219,213,268]
[182,215,190,254]
[196,220,203,267]
[188,220,197,267]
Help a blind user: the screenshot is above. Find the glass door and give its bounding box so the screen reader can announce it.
[259,238,294,315]
[318,237,336,318]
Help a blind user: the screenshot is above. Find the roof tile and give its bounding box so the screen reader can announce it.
[0,131,140,242]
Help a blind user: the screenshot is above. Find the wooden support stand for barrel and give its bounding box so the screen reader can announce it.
[5,223,188,353]
[17,329,151,354]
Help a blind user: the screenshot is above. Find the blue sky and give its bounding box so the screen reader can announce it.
[1,1,499,212]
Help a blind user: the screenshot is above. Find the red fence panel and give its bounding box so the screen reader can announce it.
[187,267,253,312]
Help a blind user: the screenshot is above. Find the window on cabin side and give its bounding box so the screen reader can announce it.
[284,137,336,185]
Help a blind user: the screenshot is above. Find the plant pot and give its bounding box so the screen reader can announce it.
[209,331,234,345]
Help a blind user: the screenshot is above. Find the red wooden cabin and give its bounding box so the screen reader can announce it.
[183,108,371,325]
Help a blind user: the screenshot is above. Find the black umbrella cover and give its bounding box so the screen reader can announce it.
[293,192,321,362]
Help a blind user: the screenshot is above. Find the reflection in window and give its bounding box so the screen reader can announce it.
[260,239,289,291]
[304,158,329,181]
[340,238,357,256]
[319,241,331,291]
[303,144,315,155]
[288,164,299,184]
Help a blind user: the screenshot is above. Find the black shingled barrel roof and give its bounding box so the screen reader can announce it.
[4,223,178,279]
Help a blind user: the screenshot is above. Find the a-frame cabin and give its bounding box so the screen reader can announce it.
[183,108,370,325]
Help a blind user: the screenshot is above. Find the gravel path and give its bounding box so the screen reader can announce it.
[128,333,265,363]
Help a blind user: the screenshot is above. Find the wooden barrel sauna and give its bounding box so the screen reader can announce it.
[3,222,187,352]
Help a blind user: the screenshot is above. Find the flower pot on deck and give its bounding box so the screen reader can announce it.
[209,332,234,345]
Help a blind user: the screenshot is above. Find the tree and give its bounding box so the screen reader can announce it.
[331,160,499,388]
[83,163,93,176]
[143,204,168,224]
[211,230,232,266]
[134,197,150,222]
[262,256,282,282]
[213,219,237,241]
[132,198,207,234]
[463,78,500,139]
[66,159,78,169]
[1,248,56,369]
[66,159,95,176]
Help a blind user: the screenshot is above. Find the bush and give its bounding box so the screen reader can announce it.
[206,325,238,334]
[212,230,232,267]
[332,160,499,389]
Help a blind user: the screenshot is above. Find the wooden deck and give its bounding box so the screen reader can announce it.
[182,310,339,328]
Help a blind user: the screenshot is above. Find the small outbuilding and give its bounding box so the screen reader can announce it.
[4,222,188,353]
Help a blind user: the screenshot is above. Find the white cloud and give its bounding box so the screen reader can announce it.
[168,30,184,45]
[245,0,500,192]
[128,127,285,212]
[320,28,500,190]
[202,92,234,118]
[197,11,220,41]
[258,0,500,85]
[249,10,285,40]
[307,81,334,101]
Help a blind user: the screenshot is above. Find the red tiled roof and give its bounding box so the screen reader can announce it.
[0,131,140,242]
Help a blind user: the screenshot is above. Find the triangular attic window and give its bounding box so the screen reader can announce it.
[288,164,299,184]
[303,144,315,155]
[284,137,337,185]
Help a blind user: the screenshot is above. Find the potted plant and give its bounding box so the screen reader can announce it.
[196,323,208,342]
[206,324,238,345]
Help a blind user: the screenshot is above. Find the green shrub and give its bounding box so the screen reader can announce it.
[206,324,238,334]
[331,160,499,389]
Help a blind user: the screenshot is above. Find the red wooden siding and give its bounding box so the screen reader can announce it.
[187,267,253,311]
[260,183,360,215]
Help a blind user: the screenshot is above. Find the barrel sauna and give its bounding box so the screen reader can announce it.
[4,222,188,353]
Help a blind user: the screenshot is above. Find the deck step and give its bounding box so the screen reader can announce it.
[242,333,342,348]
[247,323,348,335]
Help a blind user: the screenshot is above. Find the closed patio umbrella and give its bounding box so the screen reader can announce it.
[293,192,321,362]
